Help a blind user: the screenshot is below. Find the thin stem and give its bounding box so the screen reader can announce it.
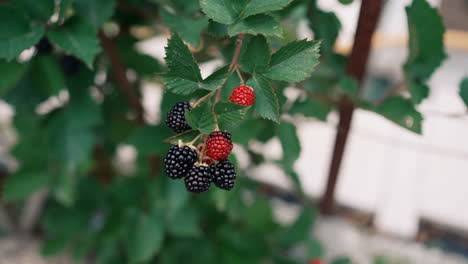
[193,90,216,107]
[187,134,202,146]
[235,67,245,85]
[229,34,245,72]
[198,135,209,163]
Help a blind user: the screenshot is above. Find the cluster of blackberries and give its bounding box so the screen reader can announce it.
[163,102,237,193]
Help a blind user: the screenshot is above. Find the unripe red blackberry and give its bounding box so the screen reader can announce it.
[166,101,192,133]
[229,85,255,106]
[210,159,236,191]
[184,164,212,193]
[205,131,233,161]
[163,145,198,179]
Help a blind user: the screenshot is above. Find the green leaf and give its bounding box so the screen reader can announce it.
[240,0,293,18]
[278,208,315,246]
[166,180,190,216]
[200,0,237,24]
[164,130,201,145]
[246,75,280,122]
[0,5,45,60]
[203,66,231,91]
[161,9,209,46]
[239,35,270,73]
[47,17,101,68]
[167,206,201,237]
[228,14,283,37]
[338,76,358,98]
[3,172,50,201]
[119,38,164,76]
[263,40,320,82]
[277,121,300,168]
[128,125,173,155]
[74,0,116,29]
[207,20,228,37]
[459,77,468,108]
[243,199,277,233]
[290,98,331,121]
[16,0,55,21]
[374,96,423,134]
[404,0,446,103]
[32,55,66,96]
[0,60,28,96]
[215,101,248,124]
[185,101,216,134]
[331,257,352,264]
[128,213,165,263]
[162,74,201,95]
[308,8,341,57]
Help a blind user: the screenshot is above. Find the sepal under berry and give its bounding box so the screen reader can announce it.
[184,164,212,193]
[163,145,198,179]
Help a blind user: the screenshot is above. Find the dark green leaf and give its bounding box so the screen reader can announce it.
[167,206,201,237]
[0,5,45,60]
[263,40,320,82]
[74,0,116,29]
[338,76,358,98]
[228,14,283,37]
[128,125,173,155]
[243,199,277,233]
[185,101,216,134]
[200,0,237,24]
[459,77,468,108]
[374,96,423,134]
[277,121,300,168]
[240,0,293,19]
[246,75,280,122]
[161,9,209,46]
[162,74,201,95]
[0,60,28,96]
[215,101,248,126]
[278,208,315,246]
[47,17,101,68]
[32,55,66,96]
[290,97,331,121]
[128,213,165,263]
[331,257,352,264]
[207,20,228,37]
[203,66,231,91]
[239,35,270,73]
[3,172,50,201]
[16,0,55,21]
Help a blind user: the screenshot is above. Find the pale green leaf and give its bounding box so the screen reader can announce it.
[263,40,320,82]
[200,0,237,24]
[0,5,45,60]
[240,0,293,18]
[47,17,101,68]
[246,75,280,122]
[459,77,468,108]
[74,0,116,29]
[239,35,270,73]
[185,101,216,134]
[228,14,283,37]
[161,9,209,46]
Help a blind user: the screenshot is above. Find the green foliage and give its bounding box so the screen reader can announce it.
[74,0,116,29]
[373,96,423,134]
[185,101,217,134]
[459,77,468,108]
[246,75,280,122]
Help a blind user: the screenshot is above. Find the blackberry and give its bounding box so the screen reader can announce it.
[166,102,192,133]
[210,159,236,190]
[184,165,212,193]
[35,38,53,54]
[60,55,81,75]
[163,145,198,179]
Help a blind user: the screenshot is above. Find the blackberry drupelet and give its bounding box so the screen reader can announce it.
[166,101,192,133]
[164,145,198,179]
[210,159,236,190]
[184,165,212,193]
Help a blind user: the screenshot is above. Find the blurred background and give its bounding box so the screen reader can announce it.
[1,0,468,264]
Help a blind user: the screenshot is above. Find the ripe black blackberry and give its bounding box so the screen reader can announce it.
[184,164,212,193]
[210,159,236,190]
[164,145,198,179]
[35,38,53,54]
[166,102,192,133]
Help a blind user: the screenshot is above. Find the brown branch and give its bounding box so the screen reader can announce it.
[93,144,114,185]
[229,34,245,72]
[320,0,384,215]
[99,31,145,125]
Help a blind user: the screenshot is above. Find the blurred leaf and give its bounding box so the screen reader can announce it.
[373,96,423,134]
[246,75,280,122]
[47,17,101,68]
[3,172,50,201]
[119,37,164,76]
[161,9,209,46]
[128,125,172,155]
[166,180,190,216]
[0,60,28,96]
[32,55,66,96]
[185,101,216,134]
[59,0,73,22]
[128,212,165,263]
[306,238,324,259]
[308,8,341,57]
[290,97,331,121]
[239,35,271,73]
[74,0,116,29]
[277,121,300,169]
[231,119,270,144]
[263,40,321,82]
[167,206,201,237]
[404,0,446,104]
[0,5,44,60]
[200,0,237,24]
[338,76,358,98]
[207,20,228,37]
[277,208,315,247]
[459,77,468,108]
[332,257,353,264]
[16,0,55,21]
[240,0,293,19]
[243,199,277,233]
[41,237,69,256]
[228,14,283,37]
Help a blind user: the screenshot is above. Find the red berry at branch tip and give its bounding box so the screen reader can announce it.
[205,131,233,161]
[229,85,255,106]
